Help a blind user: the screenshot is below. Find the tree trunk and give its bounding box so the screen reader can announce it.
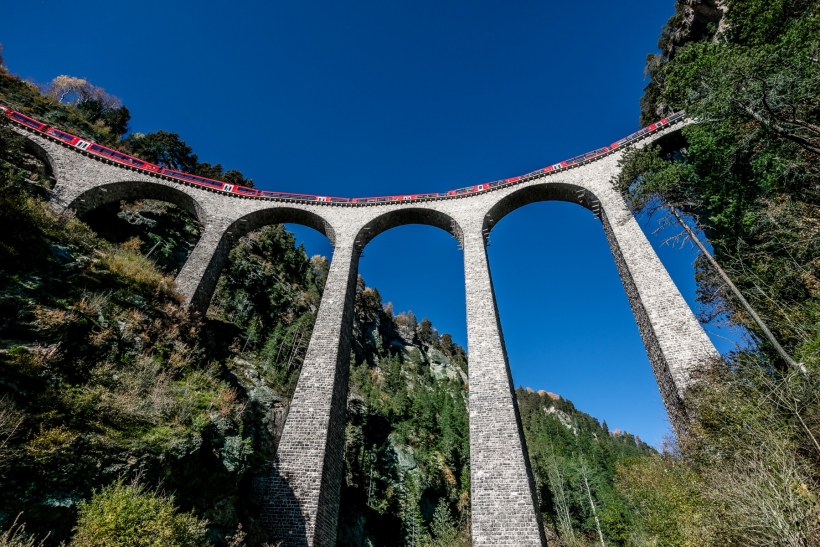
[669,207,804,372]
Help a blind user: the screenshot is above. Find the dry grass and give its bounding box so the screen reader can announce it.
[0,514,49,547]
[94,248,176,298]
[0,396,22,469]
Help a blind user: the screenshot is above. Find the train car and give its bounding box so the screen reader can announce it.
[446,183,490,197]
[45,128,98,154]
[87,143,161,172]
[1,107,162,173]
[232,185,259,197]
[353,192,439,203]
[610,131,642,150]
[352,195,398,204]
[582,146,610,162]
[261,191,318,200]
[5,109,47,131]
[556,146,609,169]
[46,127,83,147]
[396,193,442,201]
[163,169,228,190]
[163,170,259,197]
[260,191,348,203]
[609,113,684,150]
[352,196,394,204]
[483,176,520,189]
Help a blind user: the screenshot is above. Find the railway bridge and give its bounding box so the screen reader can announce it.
[12,120,718,547]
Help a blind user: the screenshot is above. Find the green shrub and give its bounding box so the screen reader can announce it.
[71,480,207,547]
[616,454,711,547]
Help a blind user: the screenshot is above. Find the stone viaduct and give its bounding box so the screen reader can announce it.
[12,120,718,547]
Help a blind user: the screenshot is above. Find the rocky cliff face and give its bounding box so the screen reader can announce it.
[663,0,728,59]
[641,0,729,123]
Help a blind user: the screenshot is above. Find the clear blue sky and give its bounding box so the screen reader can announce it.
[1,0,740,446]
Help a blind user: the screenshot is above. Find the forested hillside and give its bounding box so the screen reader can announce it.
[612,0,820,545]
[0,53,659,546]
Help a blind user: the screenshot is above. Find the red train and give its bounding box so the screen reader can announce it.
[1,104,683,204]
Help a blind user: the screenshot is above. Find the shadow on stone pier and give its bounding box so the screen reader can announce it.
[257,460,308,546]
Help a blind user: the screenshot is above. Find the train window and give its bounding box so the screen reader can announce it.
[93,146,143,167]
[94,146,116,159]
[166,170,222,187]
[48,129,75,142]
[12,113,43,129]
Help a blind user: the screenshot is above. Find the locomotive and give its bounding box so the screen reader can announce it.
[1,104,683,204]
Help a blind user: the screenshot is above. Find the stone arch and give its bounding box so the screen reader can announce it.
[355,206,463,251]
[177,205,336,313]
[482,181,598,233]
[480,177,718,434]
[226,206,336,245]
[21,137,58,183]
[66,179,207,222]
